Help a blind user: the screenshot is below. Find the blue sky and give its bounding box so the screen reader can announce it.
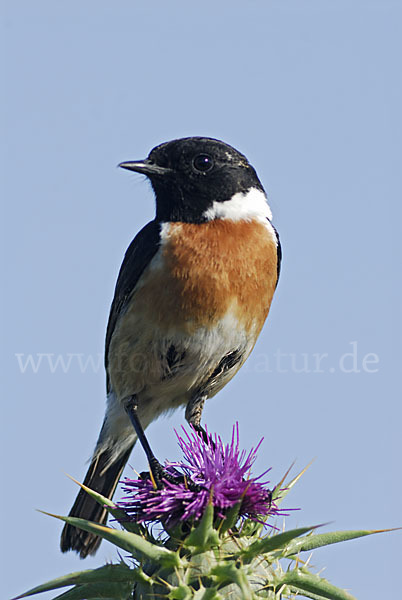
[2,2,401,599]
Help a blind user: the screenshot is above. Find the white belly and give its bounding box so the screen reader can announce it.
[95,309,255,463]
[108,307,255,411]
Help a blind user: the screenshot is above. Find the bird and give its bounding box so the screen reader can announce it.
[60,136,281,558]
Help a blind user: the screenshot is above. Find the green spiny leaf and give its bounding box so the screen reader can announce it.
[12,564,139,599]
[65,476,146,536]
[241,525,317,563]
[192,586,222,600]
[210,564,256,599]
[39,511,181,568]
[279,569,356,600]
[50,581,132,600]
[184,501,219,551]
[273,461,313,506]
[219,500,242,534]
[284,590,342,600]
[168,584,193,599]
[238,517,264,538]
[285,528,400,556]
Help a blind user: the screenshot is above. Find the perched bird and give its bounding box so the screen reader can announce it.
[60,137,281,558]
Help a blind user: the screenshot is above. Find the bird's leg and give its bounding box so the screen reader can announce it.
[123,395,166,489]
[185,395,213,446]
[124,395,200,491]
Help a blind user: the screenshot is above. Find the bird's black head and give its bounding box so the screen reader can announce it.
[119,137,266,223]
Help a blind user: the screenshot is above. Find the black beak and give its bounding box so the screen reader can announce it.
[118,159,171,177]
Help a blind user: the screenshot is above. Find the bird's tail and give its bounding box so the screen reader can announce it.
[60,444,133,558]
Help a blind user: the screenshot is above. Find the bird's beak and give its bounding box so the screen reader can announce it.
[118,159,171,177]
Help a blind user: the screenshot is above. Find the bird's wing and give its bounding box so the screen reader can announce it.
[268,221,282,286]
[105,219,161,392]
[274,227,282,285]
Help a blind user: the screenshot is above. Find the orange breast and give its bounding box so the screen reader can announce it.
[134,219,279,335]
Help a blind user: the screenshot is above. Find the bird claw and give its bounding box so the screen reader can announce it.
[140,458,201,492]
[192,423,216,450]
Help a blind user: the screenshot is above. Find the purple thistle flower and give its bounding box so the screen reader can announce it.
[117,424,283,529]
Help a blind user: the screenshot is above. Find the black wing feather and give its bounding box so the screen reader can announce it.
[105,220,161,392]
[268,220,282,287]
[275,230,282,285]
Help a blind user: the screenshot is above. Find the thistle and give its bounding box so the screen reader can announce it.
[15,425,394,600]
[118,424,279,528]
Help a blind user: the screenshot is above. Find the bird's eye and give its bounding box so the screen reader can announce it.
[192,153,214,173]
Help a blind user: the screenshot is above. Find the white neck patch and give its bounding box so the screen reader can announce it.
[202,187,273,223]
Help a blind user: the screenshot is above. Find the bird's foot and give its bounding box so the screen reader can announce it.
[192,423,216,450]
[140,457,201,492]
